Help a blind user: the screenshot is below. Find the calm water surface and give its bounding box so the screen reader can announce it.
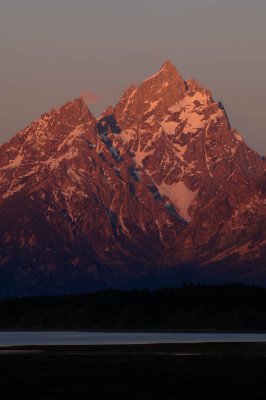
[1,332,266,346]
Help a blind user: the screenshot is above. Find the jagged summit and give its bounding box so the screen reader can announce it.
[44,97,93,124]
[0,96,95,168]
[160,59,176,70]
[143,59,183,83]
[0,62,265,296]
[113,61,186,126]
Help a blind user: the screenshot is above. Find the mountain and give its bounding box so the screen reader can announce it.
[0,61,265,296]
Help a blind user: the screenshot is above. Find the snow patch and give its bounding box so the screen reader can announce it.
[155,219,163,241]
[234,132,244,142]
[145,100,161,113]
[123,88,137,114]
[158,181,197,222]
[2,183,25,199]
[168,92,210,134]
[120,129,136,143]
[2,154,24,170]
[145,115,156,125]
[160,120,179,135]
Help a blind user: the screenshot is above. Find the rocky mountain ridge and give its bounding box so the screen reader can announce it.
[0,61,265,296]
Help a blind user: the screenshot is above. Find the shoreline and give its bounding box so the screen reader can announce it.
[1,328,266,333]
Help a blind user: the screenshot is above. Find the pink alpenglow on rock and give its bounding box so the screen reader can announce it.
[0,61,265,296]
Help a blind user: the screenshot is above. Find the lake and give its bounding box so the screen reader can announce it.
[1,331,266,346]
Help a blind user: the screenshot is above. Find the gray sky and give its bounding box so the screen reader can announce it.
[1,0,265,154]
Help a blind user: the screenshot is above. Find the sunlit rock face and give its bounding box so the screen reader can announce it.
[0,61,265,295]
[111,61,266,266]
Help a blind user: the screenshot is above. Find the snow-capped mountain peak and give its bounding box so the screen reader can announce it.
[0,61,265,296]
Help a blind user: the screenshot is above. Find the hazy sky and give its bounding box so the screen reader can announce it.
[1,0,265,153]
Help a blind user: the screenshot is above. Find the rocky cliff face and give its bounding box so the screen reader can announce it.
[0,61,265,295]
[110,61,266,267]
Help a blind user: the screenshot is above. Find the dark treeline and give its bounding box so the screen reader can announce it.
[1,284,266,330]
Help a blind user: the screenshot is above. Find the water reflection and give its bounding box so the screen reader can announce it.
[0,331,266,347]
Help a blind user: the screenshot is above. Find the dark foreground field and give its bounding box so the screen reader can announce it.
[1,343,266,399]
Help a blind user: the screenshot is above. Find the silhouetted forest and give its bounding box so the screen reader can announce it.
[1,284,266,330]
